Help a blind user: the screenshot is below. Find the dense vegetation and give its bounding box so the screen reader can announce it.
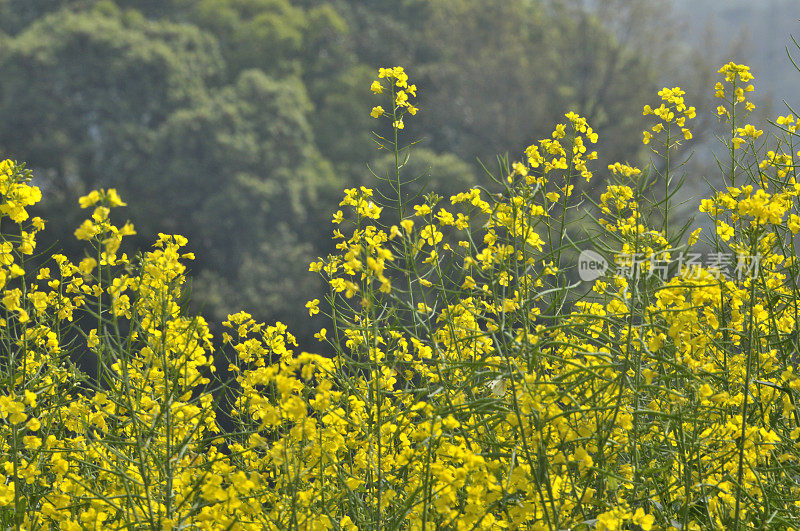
[0,0,686,345]
[2,57,800,529]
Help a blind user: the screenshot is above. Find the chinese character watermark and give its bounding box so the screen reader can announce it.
[577,250,763,282]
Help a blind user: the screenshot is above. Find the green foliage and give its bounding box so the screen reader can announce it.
[309,64,375,167]
[145,69,338,335]
[0,9,223,198]
[0,0,65,34]
[0,8,341,337]
[0,0,704,346]
[191,0,307,76]
[365,148,479,220]
[1,59,792,529]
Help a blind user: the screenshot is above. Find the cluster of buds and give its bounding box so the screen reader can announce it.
[642,87,696,146]
[715,62,755,118]
[369,66,418,130]
[75,188,136,264]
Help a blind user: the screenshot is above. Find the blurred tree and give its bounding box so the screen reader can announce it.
[0,8,225,262]
[147,70,339,335]
[542,1,657,170]
[410,0,564,163]
[0,0,713,346]
[169,0,368,171]
[0,0,66,34]
[0,9,223,199]
[187,0,306,77]
[0,8,339,344]
[310,64,376,167]
[330,0,689,182]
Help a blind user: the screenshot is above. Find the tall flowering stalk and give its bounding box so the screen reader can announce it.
[1,61,800,530]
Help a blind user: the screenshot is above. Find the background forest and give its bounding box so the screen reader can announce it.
[0,0,785,348]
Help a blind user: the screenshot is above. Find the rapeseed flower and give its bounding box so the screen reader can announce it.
[2,60,800,530]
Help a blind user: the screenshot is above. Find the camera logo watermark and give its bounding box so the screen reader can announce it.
[578,250,609,282]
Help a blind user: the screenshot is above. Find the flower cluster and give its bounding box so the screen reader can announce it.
[716,62,756,117]
[74,188,136,262]
[370,66,418,129]
[2,61,800,530]
[642,86,696,145]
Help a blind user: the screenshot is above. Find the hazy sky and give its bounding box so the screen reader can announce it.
[677,0,800,114]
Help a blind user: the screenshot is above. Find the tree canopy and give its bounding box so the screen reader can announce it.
[0,0,693,345]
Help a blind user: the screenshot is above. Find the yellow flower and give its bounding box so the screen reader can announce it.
[698,383,713,399]
[74,220,99,240]
[18,231,35,255]
[370,80,383,94]
[78,190,101,209]
[28,291,48,313]
[87,329,100,349]
[0,242,13,266]
[735,124,762,140]
[92,206,110,223]
[23,391,36,407]
[106,188,126,207]
[8,265,23,278]
[420,225,443,246]
[78,257,97,276]
[688,227,702,245]
[0,477,14,506]
[23,435,41,450]
[340,516,358,531]
[789,214,800,234]
[0,396,27,424]
[370,105,384,118]
[2,288,20,311]
[413,204,431,217]
[305,299,320,316]
[632,508,654,531]
[526,232,544,251]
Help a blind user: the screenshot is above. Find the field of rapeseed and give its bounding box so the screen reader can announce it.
[1,62,800,530]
